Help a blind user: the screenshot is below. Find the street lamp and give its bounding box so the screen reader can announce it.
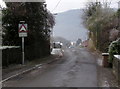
[51,13,58,38]
[50,13,57,52]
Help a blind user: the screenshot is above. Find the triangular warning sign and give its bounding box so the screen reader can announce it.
[19,24,27,32]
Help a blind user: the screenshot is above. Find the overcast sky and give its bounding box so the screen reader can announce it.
[0,0,120,13]
[46,0,120,13]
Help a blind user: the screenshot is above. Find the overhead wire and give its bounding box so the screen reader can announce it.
[51,0,62,12]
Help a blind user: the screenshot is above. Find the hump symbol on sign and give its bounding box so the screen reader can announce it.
[20,24,26,32]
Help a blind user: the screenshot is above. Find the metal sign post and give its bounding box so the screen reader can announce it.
[19,21,27,65]
[22,37,25,65]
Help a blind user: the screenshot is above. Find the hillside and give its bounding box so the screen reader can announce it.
[53,9,88,42]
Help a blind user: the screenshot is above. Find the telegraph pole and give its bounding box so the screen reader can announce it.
[118,1,120,9]
[118,1,120,30]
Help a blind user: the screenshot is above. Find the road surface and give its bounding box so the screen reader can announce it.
[3,47,98,87]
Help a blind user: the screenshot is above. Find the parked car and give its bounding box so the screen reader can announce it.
[68,46,74,48]
[51,48,63,57]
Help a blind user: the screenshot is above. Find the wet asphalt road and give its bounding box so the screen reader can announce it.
[3,47,98,87]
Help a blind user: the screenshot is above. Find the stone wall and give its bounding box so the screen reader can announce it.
[1,46,21,67]
[113,55,120,86]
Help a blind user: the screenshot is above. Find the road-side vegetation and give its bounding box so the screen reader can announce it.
[108,38,120,63]
[83,2,120,53]
[2,2,55,67]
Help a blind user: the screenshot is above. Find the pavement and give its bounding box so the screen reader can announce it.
[1,47,119,87]
[91,49,119,87]
[2,55,59,83]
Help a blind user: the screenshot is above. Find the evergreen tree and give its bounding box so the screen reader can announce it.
[2,2,55,61]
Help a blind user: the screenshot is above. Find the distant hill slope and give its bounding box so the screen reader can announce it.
[53,9,88,42]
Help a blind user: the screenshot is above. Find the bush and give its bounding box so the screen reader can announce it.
[83,2,116,52]
[108,38,120,63]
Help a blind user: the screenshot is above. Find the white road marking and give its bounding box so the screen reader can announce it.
[0,64,42,84]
